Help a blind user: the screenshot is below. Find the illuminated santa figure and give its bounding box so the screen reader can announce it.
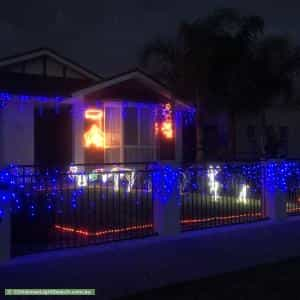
[83,109,105,148]
[84,124,104,148]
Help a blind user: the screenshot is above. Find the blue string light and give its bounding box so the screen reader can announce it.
[1,160,300,218]
[0,92,64,111]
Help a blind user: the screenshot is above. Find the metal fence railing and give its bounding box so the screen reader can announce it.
[8,165,154,256]
[287,190,300,215]
[1,160,284,256]
[179,164,267,231]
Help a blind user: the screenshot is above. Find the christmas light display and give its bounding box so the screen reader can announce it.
[68,165,136,192]
[109,167,135,192]
[238,184,249,204]
[152,164,180,203]
[155,103,174,139]
[154,122,159,136]
[0,92,63,111]
[84,109,105,148]
[2,160,300,231]
[55,224,152,237]
[161,103,173,139]
[76,174,88,187]
[181,212,263,225]
[207,165,220,201]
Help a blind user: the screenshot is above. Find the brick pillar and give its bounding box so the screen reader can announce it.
[263,160,287,221]
[0,188,11,262]
[153,165,181,236]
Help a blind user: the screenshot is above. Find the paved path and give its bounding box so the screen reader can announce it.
[1,218,300,299]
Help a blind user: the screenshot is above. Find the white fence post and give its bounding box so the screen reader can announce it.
[0,188,11,263]
[153,165,181,236]
[263,160,287,221]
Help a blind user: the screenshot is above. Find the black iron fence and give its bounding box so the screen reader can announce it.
[9,165,154,256]
[287,190,300,215]
[179,164,267,231]
[1,161,277,256]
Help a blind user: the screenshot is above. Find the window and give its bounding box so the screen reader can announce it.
[105,106,121,146]
[140,108,154,145]
[123,104,156,162]
[123,107,138,145]
[104,105,121,163]
[105,148,121,163]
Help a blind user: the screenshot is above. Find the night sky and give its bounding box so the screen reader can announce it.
[0,0,298,77]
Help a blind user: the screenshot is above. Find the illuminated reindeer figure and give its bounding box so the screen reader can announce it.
[237,184,250,204]
[99,167,136,193]
[208,165,220,201]
[68,166,136,192]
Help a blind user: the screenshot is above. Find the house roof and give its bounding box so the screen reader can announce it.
[0,49,191,107]
[0,71,94,97]
[0,47,103,81]
[73,68,170,97]
[72,68,189,107]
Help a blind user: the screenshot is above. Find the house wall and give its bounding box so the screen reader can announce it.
[0,100,34,167]
[235,106,300,159]
[72,99,85,164]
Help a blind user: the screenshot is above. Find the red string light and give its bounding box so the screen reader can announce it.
[54,212,265,237]
[54,224,153,237]
[181,212,263,225]
[287,207,300,213]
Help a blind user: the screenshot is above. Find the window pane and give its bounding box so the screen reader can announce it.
[105,106,121,146]
[105,148,121,163]
[123,107,138,145]
[140,108,154,145]
[124,147,139,163]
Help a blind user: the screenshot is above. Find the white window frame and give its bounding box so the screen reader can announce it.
[122,101,158,162]
[103,101,123,163]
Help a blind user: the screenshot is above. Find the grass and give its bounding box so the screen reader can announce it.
[122,256,300,300]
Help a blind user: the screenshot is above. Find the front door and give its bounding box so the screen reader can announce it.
[34,105,72,169]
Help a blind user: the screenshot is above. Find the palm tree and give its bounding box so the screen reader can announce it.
[140,8,300,161]
[243,36,300,157]
[140,8,264,161]
[181,9,265,159]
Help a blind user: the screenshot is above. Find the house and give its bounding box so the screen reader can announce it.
[0,48,193,169]
[235,105,300,160]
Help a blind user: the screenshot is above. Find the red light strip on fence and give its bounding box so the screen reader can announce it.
[54,224,153,237]
[287,207,300,213]
[54,212,265,237]
[180,212,263,225]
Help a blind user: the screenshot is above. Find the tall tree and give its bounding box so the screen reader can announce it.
[140,8,300,161]
[244,36,300,157]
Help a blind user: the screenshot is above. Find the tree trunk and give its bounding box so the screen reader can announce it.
[259,110,267,158]
[229,110,237,160]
